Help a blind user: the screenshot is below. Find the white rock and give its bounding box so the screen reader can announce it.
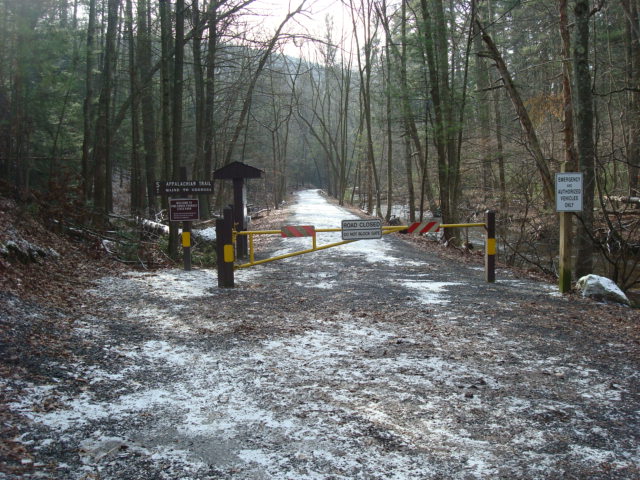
[576,274,630,306]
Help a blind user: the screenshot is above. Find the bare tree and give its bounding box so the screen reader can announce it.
[221,1,307,167]
[349,0,381,216]
[477,19,555,206]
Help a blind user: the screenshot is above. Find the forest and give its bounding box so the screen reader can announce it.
[1,0,639,291]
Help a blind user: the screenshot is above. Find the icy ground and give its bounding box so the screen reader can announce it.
[6,190,640,479]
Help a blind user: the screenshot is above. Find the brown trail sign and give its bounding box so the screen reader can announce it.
[169,199,200,222]
[155,173,214,272]
[155,181,214,196]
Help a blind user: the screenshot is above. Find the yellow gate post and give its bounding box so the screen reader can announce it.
[216,207,235,288]
[485,211,496,282]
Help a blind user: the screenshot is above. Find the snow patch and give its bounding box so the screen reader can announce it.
[401,280,461,305]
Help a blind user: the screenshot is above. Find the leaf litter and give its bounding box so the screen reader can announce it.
[1,190,640,479]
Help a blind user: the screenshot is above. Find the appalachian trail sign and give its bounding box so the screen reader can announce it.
[155,180,214,196]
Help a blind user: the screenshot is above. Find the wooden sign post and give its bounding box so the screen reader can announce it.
[156,175,214,271]
[213,162,263,259]
[556,170,583,293]
[169,198,200,271]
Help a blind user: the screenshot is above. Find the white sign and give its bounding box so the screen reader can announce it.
[556,173,583,212]
[341,219,382,240]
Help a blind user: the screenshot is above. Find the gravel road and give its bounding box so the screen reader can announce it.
[4,189,640,479]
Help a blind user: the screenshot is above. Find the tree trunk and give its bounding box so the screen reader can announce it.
[339,61,352,205]
[168,0,185,259]
[492,86,507,209]
[559,0,577,172]
[159,0,177,256]
[351,0,381,217]
[472,0,492,200]
[173,0,185,181]
[126,0,143,215]
[573,0,596,277]
[92,0,118,217]
[160,0,172,184]
[420,0,461,235]
[202,1,219,217]
[400,0,416,222]
[384,44,393,222]
[404,135,415,222]
[623,0,640,194]
[10,1,30,193]
[81,0,96,202]
[136,0,157,215]
[192,0,205,182]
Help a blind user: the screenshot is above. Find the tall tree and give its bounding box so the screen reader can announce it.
[419,0,463,234]
[160,0,172,185]
[350,0,381,216]
[92,0,119,216]
[136,0,157,214]
[159,0,177,256]
[191,0,205,181]
[167,0,186,258]
[398,0,416,222]
[384,43,393,222]
[559,0,577,172]
[81,0,96,202]
[558,0,577,291]
[201,0,219,218]
[173,0,185,182]
[472,0,492,200]
[8,0,32,192]
[622,0,640,194]
[125,0,143,214]
[573,0,596,277]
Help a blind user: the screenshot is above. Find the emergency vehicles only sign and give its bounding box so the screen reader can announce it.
[555,172,583,212]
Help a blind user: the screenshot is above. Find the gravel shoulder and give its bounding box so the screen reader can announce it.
[1,190,639,479]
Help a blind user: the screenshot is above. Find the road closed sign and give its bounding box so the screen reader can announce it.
[556,173,583,212]
[341,219,382,240]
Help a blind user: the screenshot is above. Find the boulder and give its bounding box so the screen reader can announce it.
[576,274,630,306]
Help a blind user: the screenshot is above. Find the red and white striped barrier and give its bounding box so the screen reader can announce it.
[406,218,441,235]
[281,225,316,237]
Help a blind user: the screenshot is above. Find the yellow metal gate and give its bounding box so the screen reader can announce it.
[213,211,496,288]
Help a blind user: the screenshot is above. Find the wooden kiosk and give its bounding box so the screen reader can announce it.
[213,161,263,260]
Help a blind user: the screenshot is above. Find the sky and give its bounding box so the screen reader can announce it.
[245,0,356,59]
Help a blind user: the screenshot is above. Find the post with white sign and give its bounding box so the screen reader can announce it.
[556,171,583,293]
